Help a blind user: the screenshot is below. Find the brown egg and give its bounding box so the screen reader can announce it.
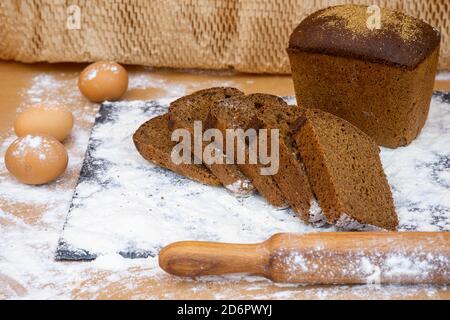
[14,104,74,142]
[78,61,128,102]
[4,134,69,185]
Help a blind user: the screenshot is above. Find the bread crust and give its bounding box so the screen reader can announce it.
[288,5,440,69]
[133,114,221,186]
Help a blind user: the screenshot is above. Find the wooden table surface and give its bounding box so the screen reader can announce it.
[0,60,449,299]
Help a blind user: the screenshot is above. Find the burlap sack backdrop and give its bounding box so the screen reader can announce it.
[0,0,449,73]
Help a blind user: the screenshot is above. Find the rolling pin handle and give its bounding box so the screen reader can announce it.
[159,241,269,277]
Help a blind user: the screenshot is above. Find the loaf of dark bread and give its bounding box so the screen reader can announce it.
[168,87,254,195]
[249,105,323,223]
[292,108,398,230]
[133,114,221,186]
[288,4,440,148]
[207,93,287,207]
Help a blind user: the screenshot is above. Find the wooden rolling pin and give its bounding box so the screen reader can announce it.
[159,232,450,285]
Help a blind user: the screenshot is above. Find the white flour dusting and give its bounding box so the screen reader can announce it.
[83,62,122,82]
[360,257,382,284]
[0,71,449,299]
[308,199,326,225]
[0,72,162,299]
[284,252,310,273]
[128,73,187,98]
[85,69,98,81]
[380,94,450,231]
[224,179,255,196]
[8,135,55,163]
[0,72,96,299]
[334,213,383,231]
[11,135,43,153]
[280,245,448,285]
[436,70,450,81]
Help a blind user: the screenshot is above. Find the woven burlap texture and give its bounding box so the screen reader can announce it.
[0,0,448,73]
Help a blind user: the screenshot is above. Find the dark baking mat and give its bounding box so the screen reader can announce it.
[56,93,450,261]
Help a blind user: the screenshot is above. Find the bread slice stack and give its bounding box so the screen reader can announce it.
[207,94,288,207]
[168,87,254,196]
[133,87,398,230]
[248,104,321,223]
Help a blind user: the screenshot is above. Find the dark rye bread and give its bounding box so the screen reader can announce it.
[292,109,398,230]
[207,93,287,207]
[133,114,220,186]
[288,5,440,148]
[168,87,254,195]
[248,105,321,223]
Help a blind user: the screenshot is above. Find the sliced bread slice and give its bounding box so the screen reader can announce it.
[207,93,287,207]
[249,105,323,223]
[133,114,221,186]
[168,87,254,195]
[292,109,398,230]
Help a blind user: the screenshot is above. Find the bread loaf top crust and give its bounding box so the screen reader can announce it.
[288,4,440,69]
